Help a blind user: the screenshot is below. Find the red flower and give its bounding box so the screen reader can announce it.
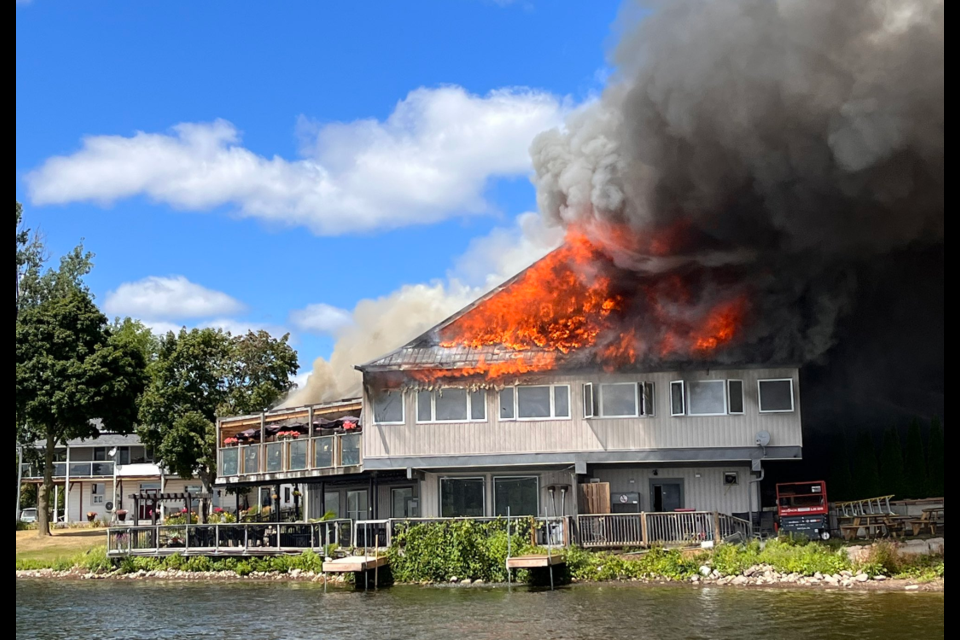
[181,508,188,513]
[213,507,224,513]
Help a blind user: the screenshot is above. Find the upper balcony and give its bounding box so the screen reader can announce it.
[20,461,114,480]
[215,398,363,485]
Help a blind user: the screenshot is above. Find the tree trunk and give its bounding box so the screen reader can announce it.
[199,470,212,525]
[37,433,55,537]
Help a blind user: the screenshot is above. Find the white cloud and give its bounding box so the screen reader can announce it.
[104,275,245,320]
[289,303,353,336]
[27,86,567,235]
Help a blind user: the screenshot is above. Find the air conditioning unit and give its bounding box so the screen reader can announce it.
[611,491,641,513]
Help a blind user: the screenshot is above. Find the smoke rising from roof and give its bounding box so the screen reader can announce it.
[530,0,943,369]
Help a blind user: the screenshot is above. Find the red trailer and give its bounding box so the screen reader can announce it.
[776,480,830,540]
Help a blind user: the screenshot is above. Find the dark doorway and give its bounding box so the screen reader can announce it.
[649,479,684,512]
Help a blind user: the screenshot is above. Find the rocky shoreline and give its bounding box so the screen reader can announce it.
[16,565,943,592]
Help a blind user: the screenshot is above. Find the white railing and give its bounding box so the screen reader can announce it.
[218,433,362,478]
[577,511,752,548]
[106,520,353,556]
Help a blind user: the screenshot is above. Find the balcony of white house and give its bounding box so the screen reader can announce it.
[20,460,115,480]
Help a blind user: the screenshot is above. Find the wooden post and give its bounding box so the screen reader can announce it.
[713,511,722,543]
[641,512,649,548]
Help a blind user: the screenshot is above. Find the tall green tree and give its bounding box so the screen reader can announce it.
[926,416,944,497]
[878,426,905,498]
[852,430,881,499]
[16,289,148,535]
[137,328,298,501]
[827,432,854,501]
[902,418,928,498]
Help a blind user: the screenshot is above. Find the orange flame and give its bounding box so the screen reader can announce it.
[425,225,750,383]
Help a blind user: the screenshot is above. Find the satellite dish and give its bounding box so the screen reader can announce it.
[108,447,118,457]
[755,431,771,447]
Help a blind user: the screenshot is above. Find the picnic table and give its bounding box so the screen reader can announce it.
[838,513,910,540]
[908,507,944,536]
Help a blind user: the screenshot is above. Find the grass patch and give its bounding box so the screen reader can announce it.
[16,529,107,568]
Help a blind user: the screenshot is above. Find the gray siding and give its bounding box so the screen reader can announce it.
[363,368,801,464]
[593,465,752,514]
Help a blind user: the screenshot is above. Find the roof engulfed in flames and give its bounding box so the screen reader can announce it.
[363,227,753,383]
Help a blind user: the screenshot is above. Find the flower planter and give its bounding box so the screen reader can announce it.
[116,509,128,522]
[86,512,97,522]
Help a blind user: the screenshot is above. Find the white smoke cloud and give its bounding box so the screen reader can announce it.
[281,212,563,406]
[26,86,567,235]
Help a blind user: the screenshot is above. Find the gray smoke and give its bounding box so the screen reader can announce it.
[531,0,943,363]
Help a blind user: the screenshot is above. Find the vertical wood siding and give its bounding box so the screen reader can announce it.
[364,368,801,460]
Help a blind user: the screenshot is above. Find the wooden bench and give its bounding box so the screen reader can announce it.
[908,507,943,536]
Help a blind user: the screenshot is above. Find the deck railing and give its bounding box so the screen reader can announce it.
[354,516,574,552]
[106,520,353,556]
[577,511,752,548]
[20,461,112,479]
[218,433,361,479]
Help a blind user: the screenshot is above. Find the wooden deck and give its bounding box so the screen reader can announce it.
[322,555,390,573]
[506,554,565,569]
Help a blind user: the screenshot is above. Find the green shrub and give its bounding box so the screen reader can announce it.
[77,546,113,572]
[234,560,253,577]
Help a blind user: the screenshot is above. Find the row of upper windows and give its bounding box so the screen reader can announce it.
[371,379,795,425]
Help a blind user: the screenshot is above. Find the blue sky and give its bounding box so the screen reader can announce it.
[16,0,622,384]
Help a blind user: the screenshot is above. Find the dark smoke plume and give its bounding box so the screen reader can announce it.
[531,0,943,374]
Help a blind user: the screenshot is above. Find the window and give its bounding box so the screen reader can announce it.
[670,381,685,416]
[91,483,105,504]
[728,380,744,414]
[494,476,539,517]
[687,380,727,416]
[284,487,291,503]
[440,477,485,517]
[499,387,514,420]
[323,491,341,518]
[372,389,404,424]
[500,385,571,420]
[416,388,486,423]
[583,383,595,418]
[347,489,368,521]
[599,382,637,417]
[94,447,106,461]
[758,379,795,412]
[391,487,418,518]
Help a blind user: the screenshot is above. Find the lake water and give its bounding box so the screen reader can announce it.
[16,580,943,640]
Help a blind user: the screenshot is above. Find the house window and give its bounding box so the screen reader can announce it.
[347,489,368,521]
[94,447,107,461]
[758,379,795,412]
[599,382,638,417]
[500,385,571,420]
[440,477,485,517]
[583,383,595,418]
[494,476,539,517]
[391,487,418,518]
[728,380,745,414]
[323,491,341,518]
[372,389,404,424]
[91,483,105,505]
[670,381,685,416]
[416,388,486,423]
[284,487,291,503]
[499,388,515,420]
[687,380,727,416]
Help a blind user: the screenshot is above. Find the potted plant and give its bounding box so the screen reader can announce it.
[116,508,128,522]
[223,437,239,446]
[86,511,97,522]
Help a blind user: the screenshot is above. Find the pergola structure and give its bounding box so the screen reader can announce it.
[130,489,211,525]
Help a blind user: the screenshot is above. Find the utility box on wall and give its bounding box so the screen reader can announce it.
[611,491,641,513]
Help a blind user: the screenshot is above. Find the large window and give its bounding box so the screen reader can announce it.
[595,382,655,418]
[417,388,486,423]
[323,491,341,518]
[758,379,795,412]
[494,476,539,517]
[687,380,728,416]
[499,385,571,420]
[391,487,418,518]
[440,477,485,517]
[372,389,404,424]
[347,489,368,521]
[91,483,105,505]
